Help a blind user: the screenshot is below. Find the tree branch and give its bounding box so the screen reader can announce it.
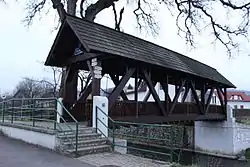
[85,0,119,21]
[169,0,250,56]
[112,3,124,31]
[133,0,159,35]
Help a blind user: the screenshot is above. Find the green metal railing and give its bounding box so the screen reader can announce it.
[95,106,184,162]
[0,98,79,154]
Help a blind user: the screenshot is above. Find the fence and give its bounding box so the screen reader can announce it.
[95,105,190,162]
[0,98,79,154]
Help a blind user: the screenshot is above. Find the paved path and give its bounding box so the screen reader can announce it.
[0,134,94,167]
[78,152,171,167]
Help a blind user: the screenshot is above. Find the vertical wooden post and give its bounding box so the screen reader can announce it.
[92,60,102,97]
[165,75,169,113]
[135,68,139,117]
[201,83,206,114]
[224,87,227,113]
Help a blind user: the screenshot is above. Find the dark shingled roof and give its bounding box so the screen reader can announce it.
[45,14,235,88]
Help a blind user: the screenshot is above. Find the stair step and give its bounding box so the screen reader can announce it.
[58,128,95,135]
[63,138,107,148]
[58,133,102,140]
[68,144,111,155]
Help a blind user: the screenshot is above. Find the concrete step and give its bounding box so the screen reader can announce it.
[58,128,95,135]
[68,144,111,155]
[58,133,102,141]
[63,138,107,148]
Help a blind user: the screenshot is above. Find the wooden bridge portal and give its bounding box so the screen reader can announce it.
[45,14,235,123]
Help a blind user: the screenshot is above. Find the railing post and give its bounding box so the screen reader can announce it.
[75,123,78,154]
[54,99,57,130]
[11,100,14,123]
[32,99,35,127]
[2,102,5,122]
[95,106,98,133]
[112,122,115,151]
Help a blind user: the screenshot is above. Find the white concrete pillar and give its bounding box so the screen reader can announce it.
[56,98,63,123]
[92,96,108,137]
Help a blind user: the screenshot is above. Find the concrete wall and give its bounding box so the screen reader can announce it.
[0,124,57,150]
[195,106,250,156]
[195,121,234,155]
[233,123,250,154]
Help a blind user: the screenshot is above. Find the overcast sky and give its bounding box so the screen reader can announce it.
[1,1,250,94]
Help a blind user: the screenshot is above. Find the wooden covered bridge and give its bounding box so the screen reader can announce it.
[45,14,235,124]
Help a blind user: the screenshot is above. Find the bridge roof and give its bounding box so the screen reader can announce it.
[45,14,235,88]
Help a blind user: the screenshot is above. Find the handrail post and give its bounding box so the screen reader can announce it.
[75,123,78,154]
[112,122,115,151]
[32,99,35,127]
[11,100,14,123]
[54,99,57,130]
[2,102,5,122]
[95,106,98,133]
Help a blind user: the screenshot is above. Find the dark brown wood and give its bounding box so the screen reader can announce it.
[87,60,93,76]
[190,81,203,114]
[67,52,99,64]
[110,74,129,101]
[201,83,206,112]
[169,80,186,114]
[224,87,227,110]
[143,70,167,116]
[135,68,139,117]
[108,68,135,109]
[84,73,92,91]
[92,61,101,97]
[216,87,225,113]
[181,85,189,103]
[162,75,169,112]
[63,65,78,103]
[205,88,214,113]
[78,83,92,102]
[143,81,156,102]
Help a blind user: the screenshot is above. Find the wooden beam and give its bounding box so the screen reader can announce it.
[92,61,101,96]
[110,74,129,101]
[160,81,172,104]
[63,65,78,103]
[109,68,135,109]
[190,81,204,114]
[224,87,227,110]
[78,82,92,102]
[181,85,189,103]
[143,81,157,102]
[169,80,186,114]
[205,88,214,113]
[216,87,224,106]
[143,70,167,116]
[162,75,169,112]
[201,83,206,112]
[66,52,99,64]
[87,60,93,76]
[135,68,139,117]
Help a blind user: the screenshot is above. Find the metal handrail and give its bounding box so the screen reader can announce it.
[0,98,79,154]
[95,105,174,162]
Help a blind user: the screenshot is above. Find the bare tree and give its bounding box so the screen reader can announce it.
[17,0,250,56]
[13,77,59,98]
[2,0,250,97]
